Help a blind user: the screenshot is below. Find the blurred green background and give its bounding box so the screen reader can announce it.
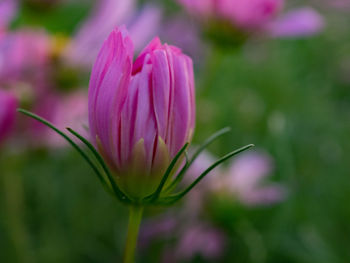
[1,0,350,262]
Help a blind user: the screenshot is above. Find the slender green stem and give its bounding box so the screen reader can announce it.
[123,206,144,263]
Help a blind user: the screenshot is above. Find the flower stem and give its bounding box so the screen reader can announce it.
[123,206,144,263]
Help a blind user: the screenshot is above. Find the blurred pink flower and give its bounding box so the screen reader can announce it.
[3,87,87,150]
[0,89,17,145]
[186,149,286,206]
[0,0,17,35]
[141,215,225,262]
[64,0,134,67]
[159,16,205,62]
[0,30,51,86]
[178,0,283,29]
[88,26,195,198]
[174,223,226,261]
[178,0,213,16]
[0,29,87,150]
[13,87,87,149]
[127,6,162,51]
[139,215,177,248]
[25,91,58,145]
[267,7,325,38]
[186,149,220,184]
[43,91,88,148]
[216,151,286,206]
[217,0,284,29]
[64,0,161,68]
[178,0,324,37]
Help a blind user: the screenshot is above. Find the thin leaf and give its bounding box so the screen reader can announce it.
[165,127,231,192]
[159,144,254,205]
[163,151,190,193]
[67,128,131,203]
[17,109,112,193]
[190,127,231,165]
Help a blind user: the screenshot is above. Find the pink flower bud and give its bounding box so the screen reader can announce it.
[88,27,195,198]
[0,89,17,145]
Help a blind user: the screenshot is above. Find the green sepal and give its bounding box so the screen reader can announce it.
[143,143,189,203]
[155,144,254,205]
[66,128,131,204]
[165,127,231,193]
[18,109,254,207]
[189,127,231,166]
[162,151,190,194]
[17,109,129,203]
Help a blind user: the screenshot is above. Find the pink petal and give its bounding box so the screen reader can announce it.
[88,27,134,168]
[132,37,162,75]
[151,49,171,139]
[121,58,157,170]
[165,46,195,157]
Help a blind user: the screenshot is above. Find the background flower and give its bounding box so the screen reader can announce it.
[0,30,50,86]
[215,151,286,206]
[64,0,162,68]
[267,7,325,38]
[178,0,324,39]
[0,0,17,34]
